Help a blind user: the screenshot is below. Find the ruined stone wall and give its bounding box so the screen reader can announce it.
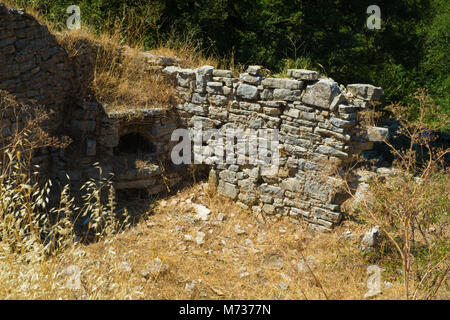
[0,5,72,118]
[0,4,384,230]
[163,65,383,230]
[0,5,74,175]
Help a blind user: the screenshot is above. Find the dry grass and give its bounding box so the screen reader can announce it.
[1,1,447,301]
[340,91,450,300]
[3,0,234,114]
[55,29,179,112]
[0,92,446,300]
[0,181,413,300]
[55,28,243,113]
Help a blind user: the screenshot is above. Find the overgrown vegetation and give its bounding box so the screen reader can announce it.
[59,30,179,112]
[0,91,131,259]
[343,91,449,299]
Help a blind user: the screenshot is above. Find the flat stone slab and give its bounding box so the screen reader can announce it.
[347,84,384,101]
[287,69,320,81]
[103,107,167,119]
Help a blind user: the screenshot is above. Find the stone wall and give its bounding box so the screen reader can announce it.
[0,5,72,119]
[0,4,385,230]
[0,5,74,176]
[162,65,383,230]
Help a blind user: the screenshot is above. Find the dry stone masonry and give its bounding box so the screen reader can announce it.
[162,64,383,230]
[0,4,385,230]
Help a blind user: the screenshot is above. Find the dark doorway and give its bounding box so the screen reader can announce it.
[115,132,155,155]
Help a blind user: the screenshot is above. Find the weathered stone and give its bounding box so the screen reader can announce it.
[316,145,348,159]
[312,207,342,224]
[280,177,303,192]
[287,69,320,81]
[260,89,273,100]
[196,65,214,76]
[338,104,358,114]
[304,179,334,203]
[218,180,239,200]
[209,95,228,106]
[330,93,347,111]
[273,89,301,101]
[236,83,259,100]
[240,73,264,85]
[367,127,389,142]
[361,226,381,249]
[195,66,213,93]
[347,84,383,101]
[219,170,237,184]
[246,65,264,75]
[314,127,350,142]
[330,117,354,128]
[262,204,276,215]
[163,65,182,75]
[301,111,316,121]
[206,81,224,95]
[192,92,208,104]
[193,204,211,221]
[283,108,300,118]
[184,103,207,116]
[213,69,233,78]
[261,78,303,90]
[302,79,341,109]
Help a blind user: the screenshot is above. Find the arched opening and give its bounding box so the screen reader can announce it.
[114,132,155,155]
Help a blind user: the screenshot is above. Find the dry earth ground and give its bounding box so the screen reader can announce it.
[1,182,411,300]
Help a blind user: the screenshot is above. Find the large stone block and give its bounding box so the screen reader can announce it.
[184,103,207,116]
[302,79,341,109]
[236,83,259,100]
[347,84,383,101]
[261,78,303,90]
[240,73,264,85]
[287,69,320,81]
[218,180,239,200]
[312,207,342,224]
[316,145,348,159]
[273,89,301,101]
[213,69,233,78]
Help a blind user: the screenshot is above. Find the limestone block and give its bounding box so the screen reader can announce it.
[273,89,301,101]
[261,78,303,90]
[302,79,341,109]
[287,69,320,81]
[347,84,383,101]
[236,83,259,100]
